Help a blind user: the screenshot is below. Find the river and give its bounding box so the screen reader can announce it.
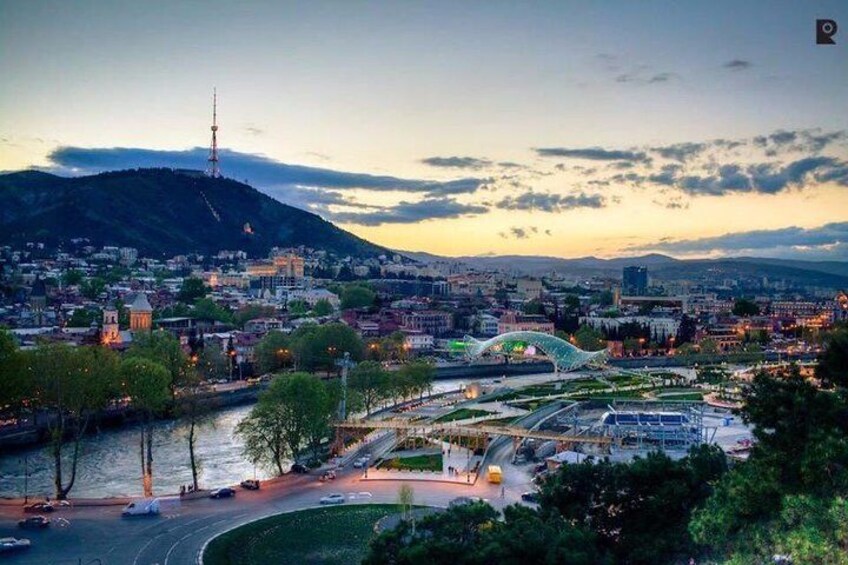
[0,378,480,499]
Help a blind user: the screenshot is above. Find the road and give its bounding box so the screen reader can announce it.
[0,446,533,565]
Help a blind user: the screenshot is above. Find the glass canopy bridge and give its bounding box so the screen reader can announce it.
[463,331,608,373]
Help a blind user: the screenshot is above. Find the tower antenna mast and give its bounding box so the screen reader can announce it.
[207,88,220,178]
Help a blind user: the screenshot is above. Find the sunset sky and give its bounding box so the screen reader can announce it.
[2,1,847,260]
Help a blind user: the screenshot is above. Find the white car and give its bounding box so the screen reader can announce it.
[352,457,370,469]
[319,493,346,505]
[0,537,31,553]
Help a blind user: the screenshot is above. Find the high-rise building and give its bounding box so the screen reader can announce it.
[622,266,648,296]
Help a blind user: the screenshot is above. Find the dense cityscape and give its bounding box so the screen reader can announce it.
[2,1,848,564]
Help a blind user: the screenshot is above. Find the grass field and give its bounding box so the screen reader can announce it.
[433,408,494,422]
[203,505,401,565]
[377,453,443,471]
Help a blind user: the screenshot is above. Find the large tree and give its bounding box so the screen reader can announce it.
[26,344,121,499]
[129,330,192,397]
[253,330,291,374]
[121,356,171,497]
[349,360,388,416]
[236,373,335,471]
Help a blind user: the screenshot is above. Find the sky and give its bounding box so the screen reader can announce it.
[1,0,847,260]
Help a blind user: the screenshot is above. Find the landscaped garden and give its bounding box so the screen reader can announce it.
[204,505,402,565]
[433,407,495,422]
[376,453,443,471]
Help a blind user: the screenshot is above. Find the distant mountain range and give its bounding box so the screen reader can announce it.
[0,169,387,258]
[401,250,848,288]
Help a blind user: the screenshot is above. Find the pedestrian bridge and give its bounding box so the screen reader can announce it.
[335,418,611,445]
[464,331,607,373]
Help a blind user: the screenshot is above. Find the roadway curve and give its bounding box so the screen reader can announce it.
[0,447,532,564]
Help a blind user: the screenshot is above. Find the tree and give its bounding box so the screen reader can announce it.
[62,269,84,286]
[0,329,26,412]
[732,298,760,317]
[254,331,292,374]
[25,344,121,499]
[399,360,435,400]
[192,297,233,324]
[816,328,848,389]
[176,377,211,491]
[232,304,278,328]
[177,277,208,304]
[196,341,229,381]
[312,298,334,316]
[237,373,335,470]
[80,277,106,299]
[523,299,544,316]
[340,284,375,310]
[398,484,416,533]
[676,314,697,345]
[66,307,100,328]
[287,299,308,317]
[236,402,289,476]
[122,356,171,497]
[691,330,848,562]
[573,325,605,351]
[129,330,192,397]
[541,445,727,563]
[349,361,388,416]
[289,323,364,373]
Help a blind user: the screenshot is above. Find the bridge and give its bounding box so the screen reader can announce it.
[335,418,611,445]
[464,331,608,373]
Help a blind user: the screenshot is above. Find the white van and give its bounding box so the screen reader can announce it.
[121,498,160,517]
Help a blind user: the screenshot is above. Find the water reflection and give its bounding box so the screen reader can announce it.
[0,379,467,498]
[0,404,275,498]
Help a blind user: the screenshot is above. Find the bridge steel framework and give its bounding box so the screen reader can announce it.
[463,331,608,373]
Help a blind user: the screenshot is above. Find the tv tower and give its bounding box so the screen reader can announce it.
[207,88,220,178]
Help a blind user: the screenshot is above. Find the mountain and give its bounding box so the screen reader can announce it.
[401,250,848,288]
[0,168,387,258]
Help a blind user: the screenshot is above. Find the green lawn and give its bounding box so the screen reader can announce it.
[433,408,495,422]
[203,505,401,565]
[377,453,443,471]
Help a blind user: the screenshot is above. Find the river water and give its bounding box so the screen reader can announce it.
[0,378,474,499]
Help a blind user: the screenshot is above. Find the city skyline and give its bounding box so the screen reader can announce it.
[2,1,847,260]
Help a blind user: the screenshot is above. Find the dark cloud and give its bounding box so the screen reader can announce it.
[495,191,606,212]
[510,227,529,239]
[244,126,265,136]
[46,146,488,201]
[329,198,488,226]
[723,59,753,71]
[421,156,492,170]
[534,147,649,163]
[628,222,848,260]
[651,142,706,162]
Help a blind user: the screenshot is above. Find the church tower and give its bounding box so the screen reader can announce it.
[102,305,120,344]
[129,292,153,332]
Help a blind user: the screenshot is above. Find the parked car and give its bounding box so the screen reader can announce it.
[319,493,346,505]
[18,516,50,530]
[210,487,235,499]
[352,457,370,469]
[521,491,540,503]
[319,470,336,482]
[0,537,31,554]
[290,463,308,474]
[24,502,54,514]
[240,479,260,490]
